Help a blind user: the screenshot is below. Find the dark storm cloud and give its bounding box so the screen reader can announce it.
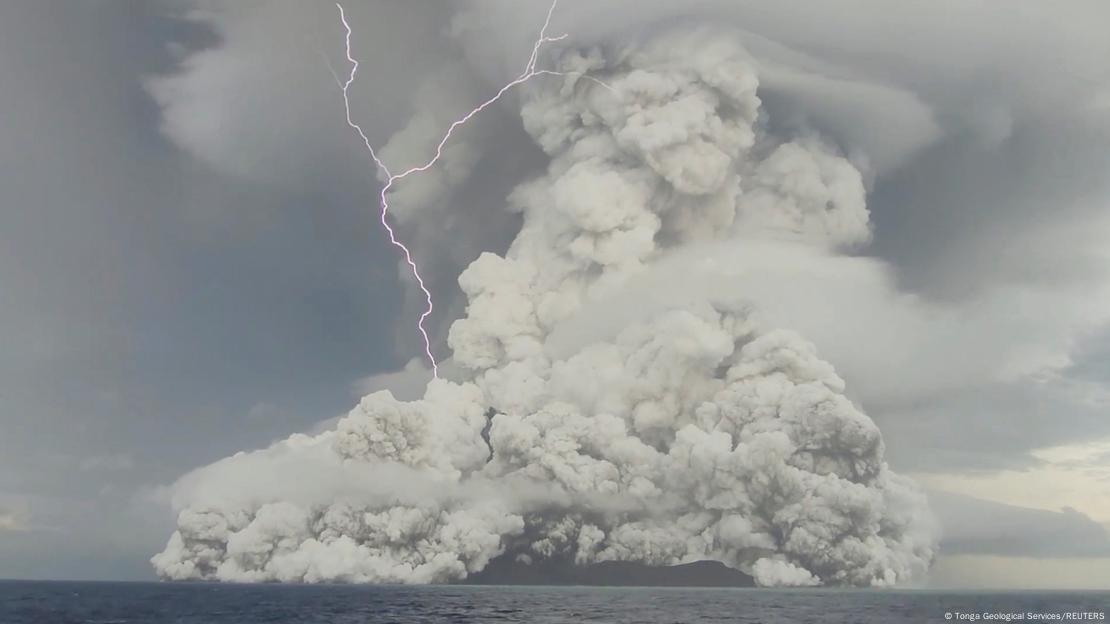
[869,116,1110,300]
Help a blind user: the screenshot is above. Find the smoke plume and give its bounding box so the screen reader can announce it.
[153,20,937,587]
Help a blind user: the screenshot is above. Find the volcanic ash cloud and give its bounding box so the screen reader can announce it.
[153,28,938,587]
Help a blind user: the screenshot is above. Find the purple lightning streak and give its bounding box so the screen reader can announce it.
[334,0,582,379]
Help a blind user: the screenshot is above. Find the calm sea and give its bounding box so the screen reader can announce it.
[1,581,1107,623]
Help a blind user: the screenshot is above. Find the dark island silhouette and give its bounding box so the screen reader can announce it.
[461,556,756,587]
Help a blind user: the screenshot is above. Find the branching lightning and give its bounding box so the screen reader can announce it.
[335,0,606,379]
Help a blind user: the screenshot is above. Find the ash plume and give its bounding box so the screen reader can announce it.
[153,19,938,587]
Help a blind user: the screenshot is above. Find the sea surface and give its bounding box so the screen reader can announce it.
[1,581,1108,624]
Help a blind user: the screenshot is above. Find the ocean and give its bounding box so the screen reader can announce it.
[1,581,1107,624]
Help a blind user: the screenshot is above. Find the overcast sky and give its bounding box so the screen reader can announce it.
[2,0,1110,588]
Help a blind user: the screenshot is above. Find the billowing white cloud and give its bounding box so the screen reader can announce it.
[153,25,940,587]
[145,0,1110,590]
[546,240,1110,410]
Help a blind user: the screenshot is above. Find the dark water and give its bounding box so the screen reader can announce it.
[1,581,1108,624]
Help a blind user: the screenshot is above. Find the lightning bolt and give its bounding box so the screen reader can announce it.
[335,0,610,379]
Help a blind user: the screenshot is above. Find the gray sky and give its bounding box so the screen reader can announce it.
[0,0,403,579]
[2,0,1110,587]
